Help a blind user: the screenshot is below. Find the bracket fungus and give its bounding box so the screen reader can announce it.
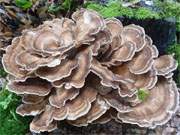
[2,9,179,133]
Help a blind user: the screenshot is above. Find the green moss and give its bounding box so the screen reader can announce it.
[167,44,180,85]
[48,0,71,13]
[0,68,7,78]
[14,0,32,10]
[177,22,180,32]
[0,84,31,135]
[156,1,180,31]
[167,44,180,68]
[48,0,79,13]
[137,88,149,101]
[134,7,160,20]
[85,1,134,18]
[85,1,159,19]
[101,3,134,18]
[85,1,180,31]
[48,4,62,13]
[84,2,103,11]
[156,1,180,18]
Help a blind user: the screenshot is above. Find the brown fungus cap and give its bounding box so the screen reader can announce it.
[2,37,28,78]
[2,9,179,133]
[117,79,179,128]
[16,100,46,116]
[22,95,45,104]
[121,24,145,52]
[153,55,178,76]
[30,105,57,133]
[68,96,109,127]
[92,109,113,124]
[7,77,52,96]
[49,87,79,108]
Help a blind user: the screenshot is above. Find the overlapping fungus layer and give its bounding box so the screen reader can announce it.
[2,9,179,133]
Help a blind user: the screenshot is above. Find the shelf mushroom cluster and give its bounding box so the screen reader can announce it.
[2,9,179,133]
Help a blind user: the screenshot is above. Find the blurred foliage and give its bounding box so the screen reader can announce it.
[177,22,180,32]
[134,7,160,19]
[85,1,160,19]
[137,88,149,101]
[48,3,63,13]
[156,1,180,18]
[47,0,83,14]
[167,44,180,68]
[167,43,180,85]
[88,2,134,18]
[0,68,7,78]
[14,0,32,10]
[85,1,135,18]
[48,0,72,13]
[156,1,180,31]
[0,83,31,135]
[0,68,31,135]
[85,1,180,31]
[0,0,84,30]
